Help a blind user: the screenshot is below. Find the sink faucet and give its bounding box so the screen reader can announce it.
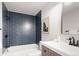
[68,37,72,45]
[67,36,79,47]
[67,37,75,46]
[72,37,75,46]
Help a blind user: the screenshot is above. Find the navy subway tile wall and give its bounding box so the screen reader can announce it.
[2,3,10,48]
[8,11,36,46]
[36,11,41,43]
[2,3,41,48]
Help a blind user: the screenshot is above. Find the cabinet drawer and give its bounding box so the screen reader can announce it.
[49,49,61,56]
[42,45,61,56]
[42,45,50,56]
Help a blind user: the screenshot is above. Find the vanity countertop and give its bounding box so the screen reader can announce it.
[40,41,79,56]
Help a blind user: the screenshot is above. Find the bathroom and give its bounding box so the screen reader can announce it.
[0,2,79,56]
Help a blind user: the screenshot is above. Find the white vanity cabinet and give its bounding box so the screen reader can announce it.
[42,45,61,56]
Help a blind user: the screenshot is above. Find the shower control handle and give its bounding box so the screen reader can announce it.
[5,34,8,38]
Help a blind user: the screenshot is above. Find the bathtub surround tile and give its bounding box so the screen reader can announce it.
[36,11,41,43]
[2,2,9,48]
[2,3,41,47]
[7,11,36,46]
[2,3,41,56]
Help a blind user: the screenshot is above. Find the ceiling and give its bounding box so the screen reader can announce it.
[4,2,52,16]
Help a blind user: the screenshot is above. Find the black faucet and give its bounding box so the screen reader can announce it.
[68,37,72,45]
[72,37,75,46]
[68,37,79,47]
[75,40,79,47]
[67,37,75,46]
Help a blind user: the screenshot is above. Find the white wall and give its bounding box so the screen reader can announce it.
[0,2,2,55]
[63,7,79,34]
[41,3,63,41]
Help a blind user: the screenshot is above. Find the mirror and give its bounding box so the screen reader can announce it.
[62,2,79,34]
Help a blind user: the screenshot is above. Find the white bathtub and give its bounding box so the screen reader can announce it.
[3,44,41,56]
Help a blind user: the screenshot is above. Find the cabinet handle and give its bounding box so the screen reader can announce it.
[44,50,47,53]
